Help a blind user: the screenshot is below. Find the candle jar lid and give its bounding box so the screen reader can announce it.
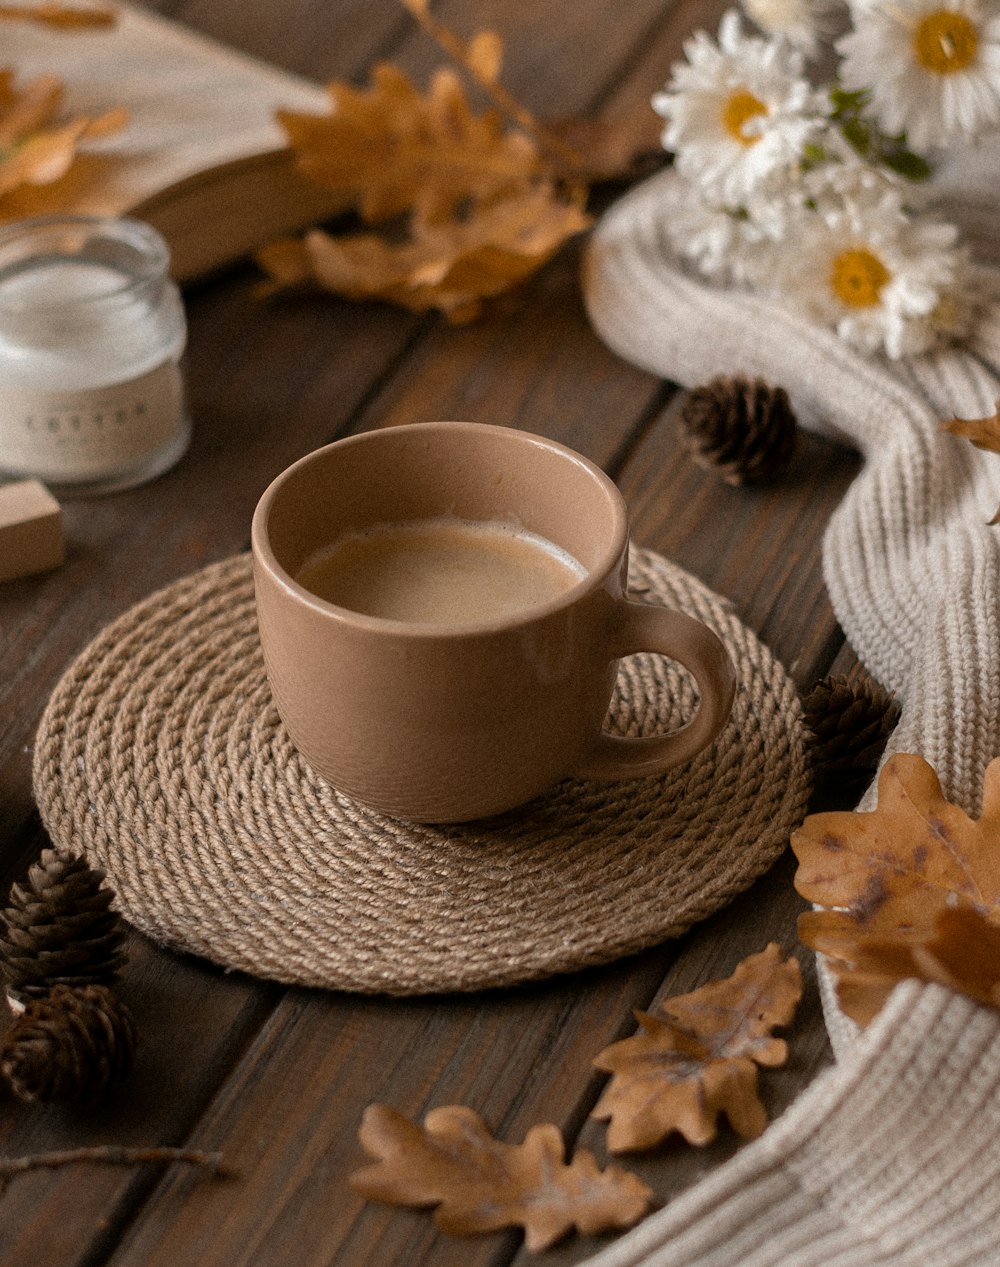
[0,214,190,496]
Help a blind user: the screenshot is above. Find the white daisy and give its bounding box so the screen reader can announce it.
[659,176,779,285]
[796,143,906,223]
[653,9,823,206]
[771,193,967,356]
[741,0,840,56]
[837,0,1000,150]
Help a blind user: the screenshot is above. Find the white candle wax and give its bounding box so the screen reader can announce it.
[0,216,190,494]
[0,257,182,390]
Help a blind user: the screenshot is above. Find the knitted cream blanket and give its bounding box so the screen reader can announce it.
[580,164,1000,1264]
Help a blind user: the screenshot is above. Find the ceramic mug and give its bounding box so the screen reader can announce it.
[251,421,736,822]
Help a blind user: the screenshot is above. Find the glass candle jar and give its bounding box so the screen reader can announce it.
[0,214,190,495]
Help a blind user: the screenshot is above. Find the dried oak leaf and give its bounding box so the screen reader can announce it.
[266,13,600,320]
[257,186,589,322]
[942,402,1000,523]
[803,903,1000,1026]
[277,63,542,225]
[350,1104,652,1252]
[794,752,1000,1025]
[912,904,1000,1004]
[796,908,923,1026]
[590,944,802,1152]
[0,70,126,204]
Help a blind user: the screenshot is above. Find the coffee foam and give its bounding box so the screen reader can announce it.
[295,516,586,625]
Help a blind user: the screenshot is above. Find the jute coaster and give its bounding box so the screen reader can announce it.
[32,548,808,994]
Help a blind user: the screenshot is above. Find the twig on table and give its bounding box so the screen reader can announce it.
[0,1145,228,1193]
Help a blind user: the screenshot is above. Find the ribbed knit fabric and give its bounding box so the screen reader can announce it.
[584,983,1000,1267]
[580,166,1000,1263]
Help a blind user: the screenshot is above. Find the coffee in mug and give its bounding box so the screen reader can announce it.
[252,421,736,823]
[294,516,586,624]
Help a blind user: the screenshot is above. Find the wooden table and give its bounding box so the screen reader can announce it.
[0,1,865,1262]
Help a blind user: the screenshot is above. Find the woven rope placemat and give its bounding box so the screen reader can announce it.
[32,547,808,994]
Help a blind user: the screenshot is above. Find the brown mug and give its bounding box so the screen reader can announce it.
[251,421,736,822]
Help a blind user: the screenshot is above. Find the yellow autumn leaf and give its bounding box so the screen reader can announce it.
[465,30,503,83]
[257,185,590,321]
[0,70,126,207]
[278,62,541,225]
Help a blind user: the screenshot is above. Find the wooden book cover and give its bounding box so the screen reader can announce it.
[4,2,346,281]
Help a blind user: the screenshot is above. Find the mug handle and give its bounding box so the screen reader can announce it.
[573,601,737,779]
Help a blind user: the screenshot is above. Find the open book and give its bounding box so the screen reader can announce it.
[4,2,347,281]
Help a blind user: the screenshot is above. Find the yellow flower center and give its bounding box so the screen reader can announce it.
[913,9,979,73]
[721,89,768,145]
[830,248,891,308]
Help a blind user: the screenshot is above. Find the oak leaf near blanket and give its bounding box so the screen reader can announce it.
[590,944,802,1152]
[350,1104,652,1252]
[795,753,1000,1025]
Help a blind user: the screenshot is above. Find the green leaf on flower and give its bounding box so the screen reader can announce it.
[828,86,871,118]
[882,148,932,181]
[800,141,828,170]
[840,118,871,157]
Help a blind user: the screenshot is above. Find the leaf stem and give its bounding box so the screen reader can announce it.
[399,0,586,175]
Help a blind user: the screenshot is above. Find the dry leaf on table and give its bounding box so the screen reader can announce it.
[277,64,543,226]
[262,20,591,320]
[350,1103,652,1252]
[0,70,126,208]
[942,402,1000,522]
[591,944,802,1152]
[795,753,1000,1025]
[258,186,589,322]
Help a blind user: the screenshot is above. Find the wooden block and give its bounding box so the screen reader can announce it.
[0,480,65,582]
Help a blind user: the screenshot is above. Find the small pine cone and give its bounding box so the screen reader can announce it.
[680,375,797,485]
[0,983,137,1104]
[803,674,901,801]
[0,846,126,1005]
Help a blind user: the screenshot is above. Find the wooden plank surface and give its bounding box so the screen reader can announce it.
[0,1,863,1263]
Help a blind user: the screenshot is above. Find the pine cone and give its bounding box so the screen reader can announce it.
[0,846,126,1005]
[0,983,137,1103]
[680,375,797,485]
[803,673,901,805]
